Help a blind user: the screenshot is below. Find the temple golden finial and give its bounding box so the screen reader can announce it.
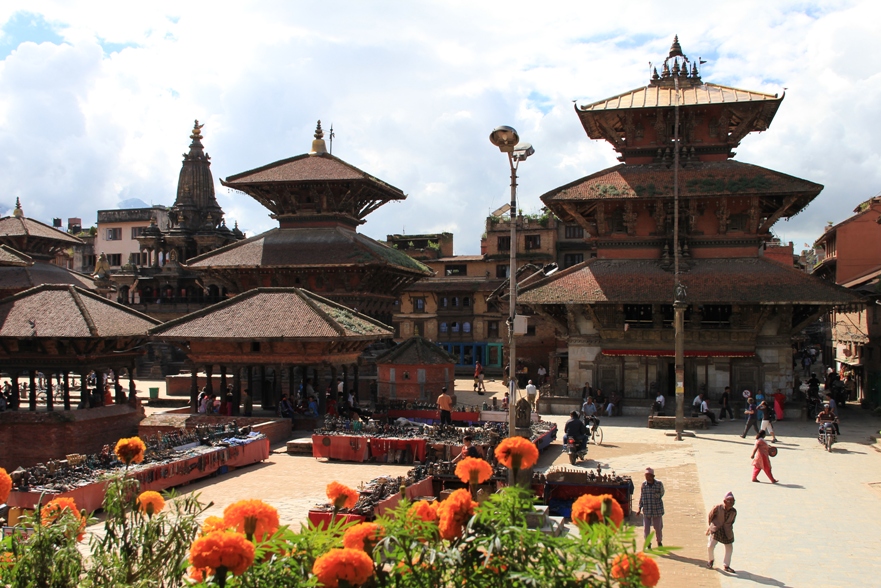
[13,197,23,217]
[310,120,327,155]
[192,119,204,137]
[669,34,683,59]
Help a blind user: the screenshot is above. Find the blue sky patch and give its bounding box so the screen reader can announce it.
[527,90,554,115]
[98,39,140,55]
[0,11,65,59]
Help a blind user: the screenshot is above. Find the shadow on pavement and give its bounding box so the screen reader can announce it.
[768,482,804,489]
[724,569,790,587]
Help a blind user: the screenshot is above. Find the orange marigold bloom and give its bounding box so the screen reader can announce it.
[114,436,146,465]
[611,552,661,587]
[343,522,384,551]
[0,468,12,504]
[201,515,228,535]
[436,488,476,541]
[312,548,374,588]
[454,457,493,486]
[137,491,165,517]
[0,552,16,569]
[493,437,539,471]
[41,497,86,541]
[326,481,359,510]
[223,499,280,542]
[408,500,438,523]
[189,530,255,576]
[187,566,207,583]
[571,493,624,528]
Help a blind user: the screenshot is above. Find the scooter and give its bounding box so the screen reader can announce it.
[567,437,588,465]
[817,421,837,452]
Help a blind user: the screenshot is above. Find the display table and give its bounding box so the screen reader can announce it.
[533,425,557,452]
[369,438,427,463]
[373,476,435,516]
[543,480,634,517]
[7,437,270,513]
[387,409,481,424]
[311,435,370,462]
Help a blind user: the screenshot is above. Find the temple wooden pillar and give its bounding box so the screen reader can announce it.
[11,374,20,411]
[45,372,54,411]
[63,372,71,410]
[354,364,360,404]
[274,365,283,409]
[205,365,214,397]
[81,369,90,408]
[190,369,199,413]
[232,367,242,416]
[114,369,125,404]
[29,369,37,411]
[259,365,267,410]
[288,366,296,398]
[219,365,228,414]
[246,365,254,416]
[128,361,137,401]
[342,365,349,399]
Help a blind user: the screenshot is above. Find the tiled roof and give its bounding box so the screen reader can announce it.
[542,161,822,204]
[0,285,159,338]
[405,276,505,293]
[434,255,485,262]
[577,83,781,112]
[0,261,97,292]
[518,257,860,306]
[375,336,456,365]
[151,287,392,340]
[0,244,33,267]
[222,153,405,198]
[185,226,432,275]
[0,215,83,245]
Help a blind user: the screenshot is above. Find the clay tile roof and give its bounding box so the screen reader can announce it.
[0,285,160,338]
[542,161,822,204]
[222,152,405,198]
[185,226,432,275]
[0,244,33,267]
[0,215,83,245]
[375,336,456,365]
[518,257,860,306]
[577,83,781,112]
[0,261,98,292]
[151,287,392,340]
[405,276,505,293]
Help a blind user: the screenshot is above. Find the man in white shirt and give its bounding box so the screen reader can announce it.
[525,380,537,410]
[698,393,718,425]
[653,392,666,416]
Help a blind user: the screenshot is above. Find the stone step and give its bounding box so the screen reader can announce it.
[286,437,313,455]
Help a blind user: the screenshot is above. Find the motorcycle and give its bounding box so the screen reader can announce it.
[817,421,837,452]
[567,436,588,465]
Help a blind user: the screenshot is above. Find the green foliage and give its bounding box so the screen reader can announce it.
[426,241,442,251]
[685,175,772,194]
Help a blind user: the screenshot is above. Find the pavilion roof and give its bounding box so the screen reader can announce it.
[0,261,98,293]
[151,287,393,340]
[0,285,160,338]
[577,83,781,112]
[405,276,505,293]
[0,244,33,267]
[375,336,456,366]
[185,226,432,275]
[0,214,83,246]
[541,160,822,205]
[517,257,860,306]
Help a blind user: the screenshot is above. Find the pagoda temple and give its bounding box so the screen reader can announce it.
[185,122,432,325]
[518,37,859,401]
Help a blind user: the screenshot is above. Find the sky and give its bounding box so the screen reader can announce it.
[0,1,879,255]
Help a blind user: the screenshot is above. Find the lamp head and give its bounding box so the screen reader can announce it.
[513,142,534,161]
[489,126,520,153]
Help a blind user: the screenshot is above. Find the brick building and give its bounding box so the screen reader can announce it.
[515,37,858,402]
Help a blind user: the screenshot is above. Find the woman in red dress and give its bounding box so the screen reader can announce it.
[750,430,778,484]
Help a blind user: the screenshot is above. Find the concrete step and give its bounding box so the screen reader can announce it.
[286,437,313,455]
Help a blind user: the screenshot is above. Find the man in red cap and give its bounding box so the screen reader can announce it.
[637,466,665,550]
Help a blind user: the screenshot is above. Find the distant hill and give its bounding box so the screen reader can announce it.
[118,198,152,209]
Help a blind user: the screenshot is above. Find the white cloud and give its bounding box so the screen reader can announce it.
[0,1,879,252]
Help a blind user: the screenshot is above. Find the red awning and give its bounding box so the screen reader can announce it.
[602,350,755,358]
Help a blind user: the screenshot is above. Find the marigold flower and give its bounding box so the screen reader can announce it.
[41,497,85,541]
[326,481,359,510]
[0,468,11,504]
[0,552,16,569]
[223,499,280,542]
[493,437,539,471]
[201,515,228,535]
[114,436,146,465]
[343,522,384,551]
[189,530,255,576]
[436,488,477,541]
[187,566,207,583]
[408,500,438,523]
[611,552,660,587]
[455,457,493,486]
[571,493,624,528]
[312,548,374,588]
[137,491,165,517]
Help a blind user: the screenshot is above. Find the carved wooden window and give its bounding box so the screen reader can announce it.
[451,321,460,333]
[413,297,425,313]
[487,321,499,338]
[496,265,509,278]
[563,253,584,268]
[463,322,471,333]
[661,304,692,327]
[610,209,626,233]
[700,305,731,328]
[107,254,122,266]
[728,213,748,232]
[525,235,541,250]
[497,236,511,251]
[105,228,122,241]
[624,304,653,328]
[440,322,448,333]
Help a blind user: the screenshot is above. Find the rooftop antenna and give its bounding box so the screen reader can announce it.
[329,123,335,155]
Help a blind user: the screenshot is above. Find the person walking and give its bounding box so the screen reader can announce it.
[750,430,778,484]
[707,492,737,573]
[718,386,734,421]
[637,467,665,550]
[437,387,453,426]
[758,400,779,442]
[525,379,537,410]
[474,361,486,395]
[740,397,759,438]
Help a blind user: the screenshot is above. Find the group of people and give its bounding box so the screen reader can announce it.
[581,386,621,418]
[636,467,739,574]
[198,387,235,416]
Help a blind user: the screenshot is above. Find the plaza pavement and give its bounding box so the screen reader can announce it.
[109,378,881,586]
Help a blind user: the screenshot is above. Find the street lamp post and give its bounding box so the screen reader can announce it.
[489,126,534,440]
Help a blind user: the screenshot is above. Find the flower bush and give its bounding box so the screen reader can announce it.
[114,436,146,466]
[612,552,661,587]
[0,467,12,504]
[342,522,384,551]
[190,530,256,577]
[312,547,374,587]
[571,493,625,528]
[325,481,359,511]
[455,457,494,486]
[137,490,166,517]
[223,499,279,542]
[494,436,539,471]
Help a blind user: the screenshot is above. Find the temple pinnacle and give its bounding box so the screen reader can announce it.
[669,34,683,59]
[310,120,327,155]
[314,120,324,140]
[13,197,23,217]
